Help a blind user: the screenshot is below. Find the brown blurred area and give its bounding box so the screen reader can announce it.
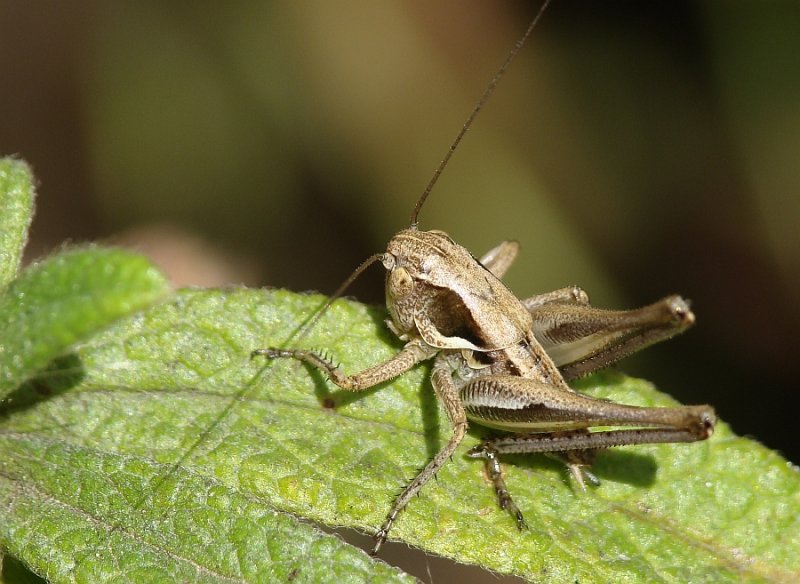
[2,1,799,579]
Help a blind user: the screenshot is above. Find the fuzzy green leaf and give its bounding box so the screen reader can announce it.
[0,247,171,399]
[0,158,35,286]
[1,289,798,583]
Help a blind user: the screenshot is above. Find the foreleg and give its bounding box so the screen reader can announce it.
[252,338,436,391]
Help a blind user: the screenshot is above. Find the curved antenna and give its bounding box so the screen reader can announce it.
[296,252,386,343]
[299,3,553,322]
[410,0,552,229]
[296,2,553,338]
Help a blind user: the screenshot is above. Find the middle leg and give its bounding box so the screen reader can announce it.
[372,351,468,555]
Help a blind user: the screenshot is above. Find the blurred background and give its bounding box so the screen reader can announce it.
[1,1,799,578]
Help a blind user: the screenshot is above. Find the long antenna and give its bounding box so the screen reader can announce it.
[300,3,554,333]
[410,0,552,228]
[291,2,553,338]
[293,252,385,343]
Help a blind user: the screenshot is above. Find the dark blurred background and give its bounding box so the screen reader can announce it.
[2,0,798,556]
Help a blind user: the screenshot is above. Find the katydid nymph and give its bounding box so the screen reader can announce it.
[253,0,715,555]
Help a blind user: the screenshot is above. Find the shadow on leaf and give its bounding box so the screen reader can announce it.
[0,353,86,418]
[462,433,659,491]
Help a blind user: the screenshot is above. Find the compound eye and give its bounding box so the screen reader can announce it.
[381,253,396,270]
[388,266,414,298]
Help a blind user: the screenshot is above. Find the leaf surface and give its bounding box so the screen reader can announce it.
[0,247,171,399]
[1,289,798,583]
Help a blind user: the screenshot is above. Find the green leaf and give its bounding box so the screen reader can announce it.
[0,247,171,399]
[0,158,35,286]
[1,289,798,583]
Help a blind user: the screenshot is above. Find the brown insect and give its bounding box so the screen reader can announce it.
[254,0,714,555]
